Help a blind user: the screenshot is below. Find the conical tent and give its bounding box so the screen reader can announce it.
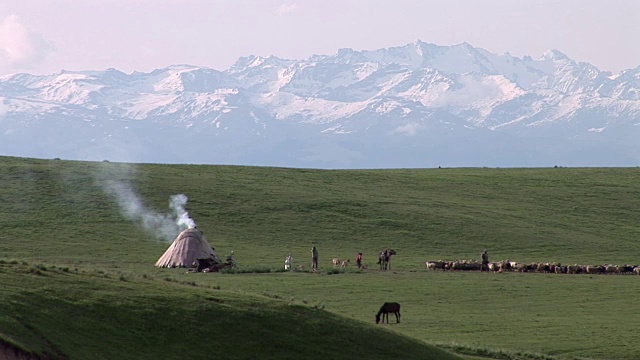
[155,228,222,268]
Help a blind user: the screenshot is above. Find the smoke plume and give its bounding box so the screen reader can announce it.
[170,194,196,229]
[97,164,197,241]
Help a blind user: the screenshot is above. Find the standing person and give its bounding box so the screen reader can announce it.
[284,253,293,270]
[226,251,237,269]
[356,252,363,269]
[311,246,319,271]
[481,250,489,271]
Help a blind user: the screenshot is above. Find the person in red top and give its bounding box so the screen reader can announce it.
[356,252,363,269]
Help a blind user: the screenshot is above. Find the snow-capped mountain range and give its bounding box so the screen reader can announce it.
[1,40,639,168]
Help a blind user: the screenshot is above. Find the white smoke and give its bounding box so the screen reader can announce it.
[97,164,197,241]
[103,180,180,241]
[170,194,196,229]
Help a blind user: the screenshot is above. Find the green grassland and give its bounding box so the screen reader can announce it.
[0,261,461,360]
[1,156,640,359]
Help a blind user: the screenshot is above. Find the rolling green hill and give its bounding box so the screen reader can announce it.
[2,156,640,359]
[0,261,461,360]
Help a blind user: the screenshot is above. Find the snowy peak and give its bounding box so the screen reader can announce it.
[148,66,236,93]
[0,40,639,168]
[540,49,571,61]
[0,40,637,125]
[321,41,577,90]
[227,55,293,73]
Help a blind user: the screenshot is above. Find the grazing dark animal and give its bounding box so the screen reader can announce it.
[375,302,401,324]
[377,249,397,270]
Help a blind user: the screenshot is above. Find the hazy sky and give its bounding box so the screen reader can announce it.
[0,0,638,76]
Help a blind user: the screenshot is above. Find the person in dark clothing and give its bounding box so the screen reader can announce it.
[311,246,319,271]
[481,250,489,271]
[356,252,363,268]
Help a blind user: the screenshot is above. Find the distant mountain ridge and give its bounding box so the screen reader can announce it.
[0,40,638,168]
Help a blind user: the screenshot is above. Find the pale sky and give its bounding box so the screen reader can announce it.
[0,0,638,76]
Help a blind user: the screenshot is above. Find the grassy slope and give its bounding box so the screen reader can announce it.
[2,156,640,359]
[0,262,459,360]
[4,158,640,268]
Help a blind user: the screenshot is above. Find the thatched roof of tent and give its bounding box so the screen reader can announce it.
[155,228,221,268]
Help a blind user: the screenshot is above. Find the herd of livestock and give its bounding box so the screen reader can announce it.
[425,259,640,275]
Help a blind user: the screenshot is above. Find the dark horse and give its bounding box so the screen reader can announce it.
[375,302,401,324]
[377,249,397,270]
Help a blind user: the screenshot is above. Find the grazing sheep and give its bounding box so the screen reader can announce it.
[500,260,513,272]
[421,257,640,277]
[426,261,446,270]
[586,265,605,274]
[605,265,618,274]
[618,265,634,274]
[450,260,481,271]
[527,263,539,272]
[340,259,350,268]
[538,263,550,273]
[567,265,582,274]
[332,258,340,267]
